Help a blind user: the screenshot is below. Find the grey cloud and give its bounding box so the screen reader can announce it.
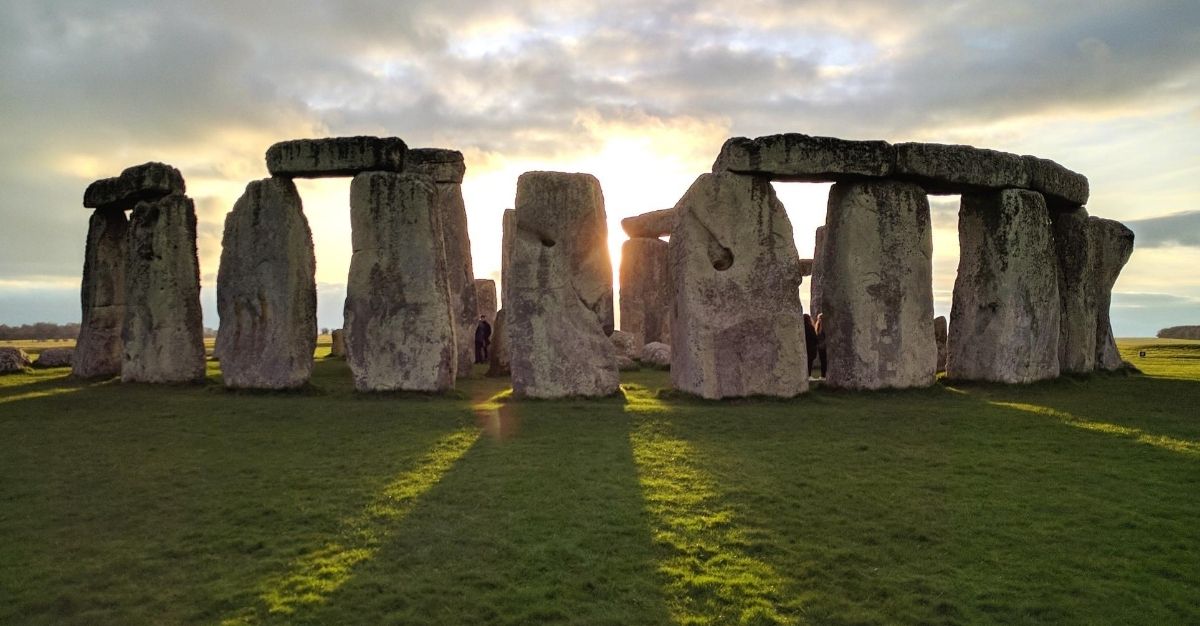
[1124,211,1200,248]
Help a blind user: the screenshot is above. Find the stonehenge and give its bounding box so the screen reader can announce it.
[506,171,618,398]
[33,348,74,368]
[70,130,1134,398]
[330,329,346,358]
[216,177,317,389]
[0,347,32,374]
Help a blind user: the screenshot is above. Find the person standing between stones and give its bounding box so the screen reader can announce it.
[803,313,818,378]
[814,313,828,378]
[475,315,492,364]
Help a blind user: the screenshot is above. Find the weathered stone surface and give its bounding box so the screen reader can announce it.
[508,171,618,398]
[72,208,129,379]
[809,226,827,317]
[1025,155,1089,206]
[330,329,346,358]
[266,136,406,178]
[83,162,185,210]
[34,347,74,368]
[799,258,813,277]
[670,172,807,399]
[712,134,894,182]
[1090,217,1135,371]
[617,355,640,371]
[122,194,206,383]
[404,148,466,184]
[216,177,316,389]
[641,342,672,369]
[344,172,456,391]
[475,279,497,323]
[620,237,671,347]
[610,329,639,360]
[621,208,677,238]
[934,316,948,373]
[948,190,1060,383]
[0,347,31,374]
[823,181,936,389]
[1158,326,1200,340]
[429,180,478,378]
[1051,207,1097,373]
[486,308,510,377]
[894,142,1030,195]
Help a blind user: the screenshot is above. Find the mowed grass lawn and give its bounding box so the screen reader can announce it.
[1,339,1197,625]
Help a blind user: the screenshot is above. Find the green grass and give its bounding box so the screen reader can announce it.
[1,339,1197,625]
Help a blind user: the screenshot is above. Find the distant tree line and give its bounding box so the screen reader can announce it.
[0,322,81,340]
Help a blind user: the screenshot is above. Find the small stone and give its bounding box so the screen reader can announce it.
[266,136,407,178]
[33,348,74,368]
[641,342,672,369]
[620,237,671,347]
[1090,217,1135,371]
[893,142,1030,194]
[83,162,186,210]
[216,177,317,389]
[404,148,466,184]
[621,208,677,238]
[948,190,1060,383]
[72,208,128,379]
[610,329,639,360]
[0,347,32,374]
[712,134,894,182]
[617,355,640,371]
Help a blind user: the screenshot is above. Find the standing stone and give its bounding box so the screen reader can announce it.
[486,309,510,377]
[934,316,948,373]
[216,178,316,389]
[475,279,497,323]
[344,172,456,391]
[406,149,477,378]
[72,208,129,378]
[330,329,346,358]
[948,190,1060,383]
[620,237,671,347]
[823,181,936,390]
[122,194,206,383]
[1090,217,1135,371]
[670,172,807,399]
[809,225,827,316]
[1051,207,1097,373]
[507,172,617,398]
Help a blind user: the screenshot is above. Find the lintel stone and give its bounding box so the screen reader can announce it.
[266,136,407,178]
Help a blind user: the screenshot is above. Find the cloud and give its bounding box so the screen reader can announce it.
[1124,211,1200,248]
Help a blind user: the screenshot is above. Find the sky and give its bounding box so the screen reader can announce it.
[0,0,1197,337]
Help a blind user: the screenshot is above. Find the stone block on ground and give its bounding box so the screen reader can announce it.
[1090,217,1135,371]
[34,348,73,368]
[122,194,206,383]
[948,189,1060,383]
[344,172,456,391]
[216,177,317,389]
[84,162,186,210]
[0,347,32,374]
[610,329,639,360]
[507,171,618,398]
[712,133,894,182]
[822,181,937,389]
[617,355,640,371]
[1051,207,1097,373]
[641,342,672,369]
[670,172,808,399]
[266,136,407,178]
[620,237,671,347]
[72,208,129,379]
[621,208,677,238]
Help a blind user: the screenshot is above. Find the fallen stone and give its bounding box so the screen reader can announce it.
[404,148,466,184]
[486,308,510,377]
[620,237,671,347]
[83,162,186,210]
[948,190,1060,383]
[641,342,672,369]
[621,208,677,238]
[1025,155,1090,206]
[670,172,808,399]
[1090,217,1135,371]
[809,226,827,317]
[122,194,207,383]
[617,355,640,372]
[610,329,639,360]
[72,208,129,379]
[330,329,346,358]
[893,142,1030,195]
[934,316,948,374]
[216,177,317,389]
[1051,207,1097,373]
[344,172,456,391]
[507,171,618,398]
[1157,326,1200,340]
[0,347,31,374]
[475,279,498,323]
[34,347,73,368]
[712,133,894,182]
[266,136,406,178]
[822,181,937,389]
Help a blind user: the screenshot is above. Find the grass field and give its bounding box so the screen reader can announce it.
[1,339,1197,625]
